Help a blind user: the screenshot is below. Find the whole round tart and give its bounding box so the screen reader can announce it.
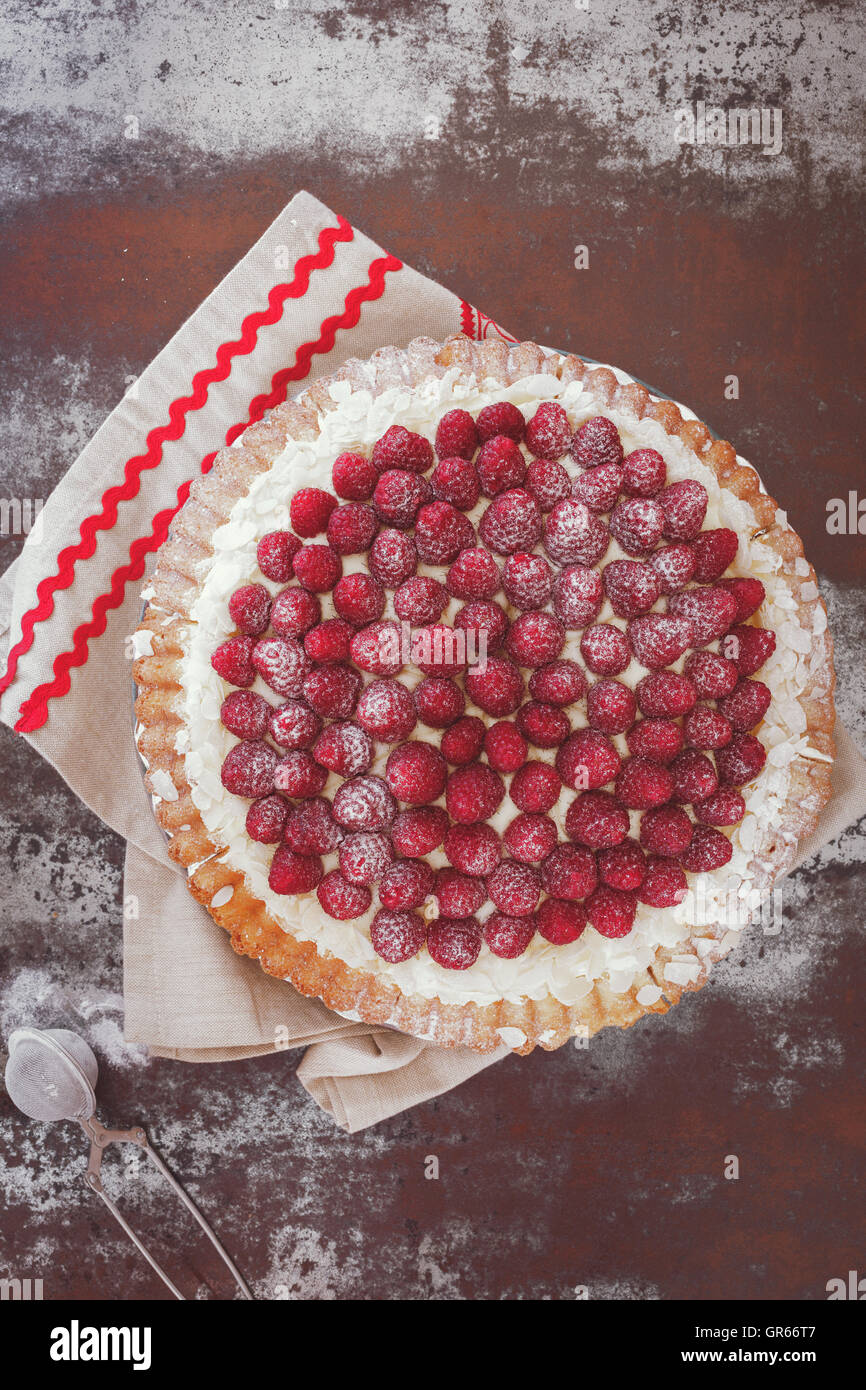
[133,335,835,1054]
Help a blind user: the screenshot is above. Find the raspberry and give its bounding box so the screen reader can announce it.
[302,663,361,720]
[245,794,289,844]
[586,679,637,735]
[476,400,525,443]
[639,805,693,857]
[219,745,278,800]
[580,624,630,677]
[638,857,688,908]
[727,626,777,676]
[426,918,482,970]
[332,572,386,627]
[332,775,397,832]
[525,457,571,511]
[444,823,501,876]
[625,717,684,763]
[465,656,524,716]
[431,456,480,510]
[504,812,558,863]
[636,671,698,718]
[372,470,430,529]
[649,543,696,595]
[552,564,603,628]
[556,728,621,790]
[571,416,624,470]
[290,487,338,538]
[603,559,661,619]
[446,763,505,823]
[415,501,475,564]
[211,635,255,688]
[525,401,571,458]
[313,720,372,777]
[391,806,449,857]
[670,749,718,804]
[332,451,378,501]
[229,583,271,636]
[483,720,528,774]
[386,741,447,804]
[317,871,372,921]
[379,859,435,910]
[435,868,486,917]
[609,497,665,555]
[447,547,501,600]
[356,679,416,742]
[536,898,587,944]
[476,435,526,497]
[221,690,271,740]
[339,831,394,885]
[691,528,738,584]
[435,408,479,461]
[273,750,328,798]
[271,587,321,639]
[684,705,733,749]
[394,576,447,625]
[659,479,708,541]
[586,886,637,938]
[529,659,587,706]
[479,488,543,555]
[414,676,465,728]
[327,502,378,556]
[483,913,537,958]
[292,545,342,593]
[615,756,674,810]
[257,530,300,583]
[350,621,403,677]
[565,790,630,848]
[487,859,542,916]
[622,447,666,497]
[268,699,322,750]
[572,461,623,512]
[268,846,324,895]
[441,715,486,765]
[507,612,565,669]
[517,700,570,748]
[544,499,609,567]
[683,650,740,699]
[669,586,738,646]
[628,613,694,669]
[304,618,354,663]
[509,761,562,814]
[372,425,434,476]
[412,624,468,677]
[598,840,646,891]
[716,733,767,786]
[679,825,733,873]
[284,797,345,855]
[252,636,310,697]
[502,552,553,610]
[454,600,509,655]
[368,528,417,586]
[694,789,746,827]
[370,908,428,963]
[718,578,766,623]
[541,844,598,901]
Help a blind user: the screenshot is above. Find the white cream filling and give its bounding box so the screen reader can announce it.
[168,364,829,1009]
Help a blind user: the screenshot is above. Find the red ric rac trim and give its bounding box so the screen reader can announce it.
[11,245,402,733]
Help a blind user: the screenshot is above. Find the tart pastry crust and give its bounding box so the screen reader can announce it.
[133,337,835,1054]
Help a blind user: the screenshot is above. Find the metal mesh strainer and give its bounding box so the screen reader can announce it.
[5,1027,252,1300]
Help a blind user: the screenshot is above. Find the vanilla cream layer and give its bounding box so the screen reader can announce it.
[174,363,830,1010]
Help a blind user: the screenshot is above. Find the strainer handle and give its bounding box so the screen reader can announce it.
[83,1120,253,1300]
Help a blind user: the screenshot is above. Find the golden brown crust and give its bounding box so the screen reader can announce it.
[134,336,836,1055]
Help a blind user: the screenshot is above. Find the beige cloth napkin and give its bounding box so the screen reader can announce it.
[1,190,864,1131]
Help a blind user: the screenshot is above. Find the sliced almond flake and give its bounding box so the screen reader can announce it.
[636,984,663,1006]
[664,961,702,986]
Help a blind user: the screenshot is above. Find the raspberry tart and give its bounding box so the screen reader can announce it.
[133,336,835,1054]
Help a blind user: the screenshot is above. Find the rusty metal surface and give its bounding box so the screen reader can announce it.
[1,1,864,1300]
